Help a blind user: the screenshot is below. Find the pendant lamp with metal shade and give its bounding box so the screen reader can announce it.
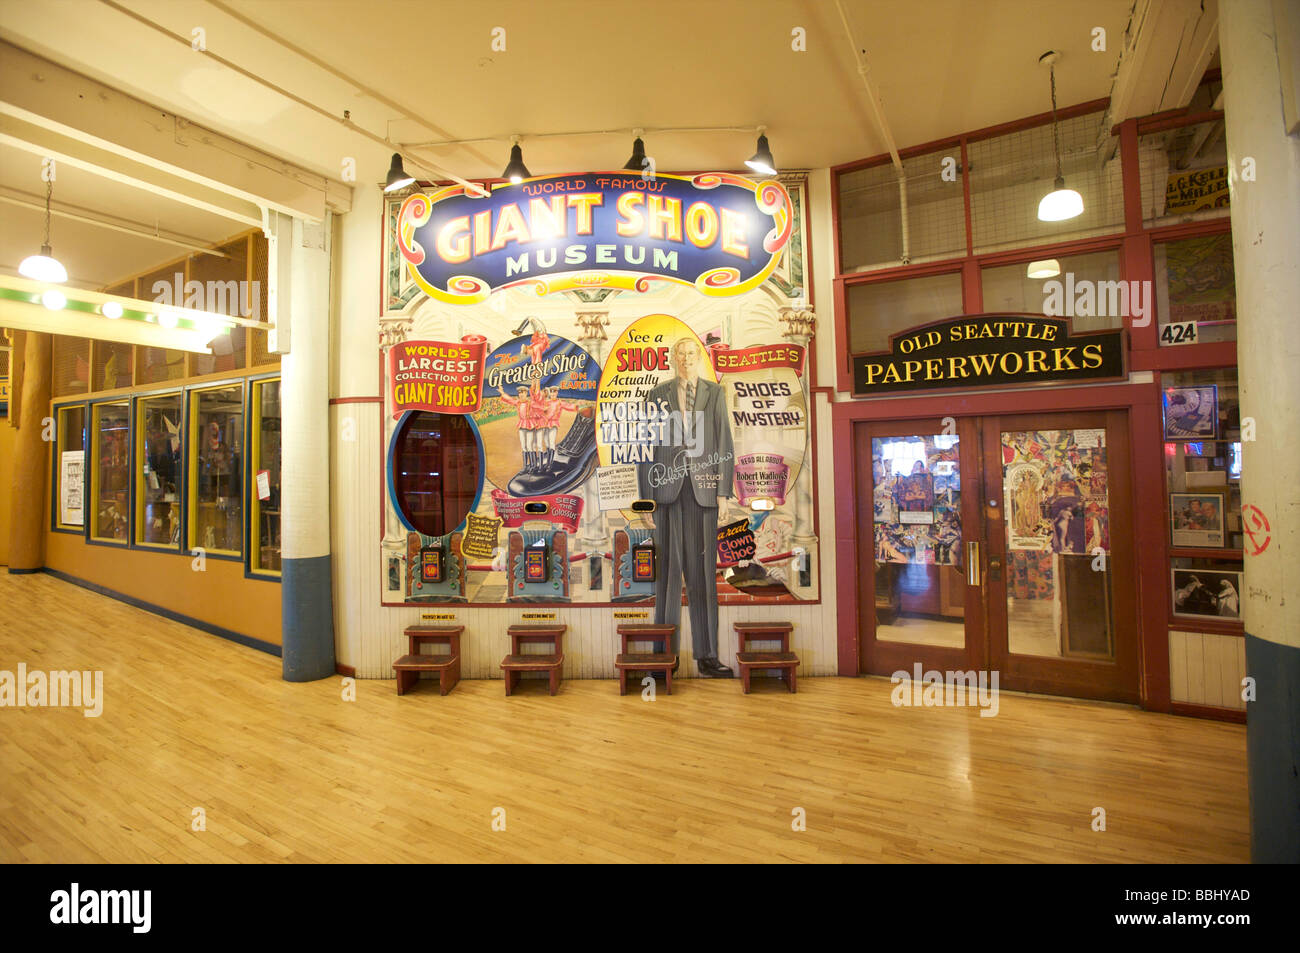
[19,176,68,284]
[383,153,415,192]
[623,130,647,171]
[745,125,777,177]
[1036,51,1084,222]
[502,136,531,183]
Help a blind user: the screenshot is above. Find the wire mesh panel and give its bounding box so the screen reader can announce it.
[1139,121,1229,227]
[139,262,186,313]
[91,340,134,392]
[137,347,186,385]
[248,232,278,367]
[187,238,251,376]
[102,279,135,298]
[839,146,967,272]
[51,336,90,398]
[969,111,1124,255]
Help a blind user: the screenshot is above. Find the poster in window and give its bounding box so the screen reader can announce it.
[59,451,84,526]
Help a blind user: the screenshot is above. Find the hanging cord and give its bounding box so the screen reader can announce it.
[1050,65,1063,182]
[42,177,53,248]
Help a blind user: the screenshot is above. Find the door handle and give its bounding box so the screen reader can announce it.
[966,541,980,586]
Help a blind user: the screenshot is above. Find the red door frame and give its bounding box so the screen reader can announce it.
[832,377,1170,711]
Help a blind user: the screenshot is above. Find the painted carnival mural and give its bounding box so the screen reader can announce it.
[378,172,817,668]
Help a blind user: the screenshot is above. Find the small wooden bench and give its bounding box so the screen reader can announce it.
[734,622,798,694]
[393,625,463,696]
[614,623,677,695]
[501,624,566,696]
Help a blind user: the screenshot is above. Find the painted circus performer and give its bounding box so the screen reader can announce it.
[537,386,581,469]
[498,384,539,470]
[512,316,550,364]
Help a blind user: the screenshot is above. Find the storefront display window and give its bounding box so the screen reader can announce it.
[1164,367,1241,546]
[188,384,244,556]
[249,378,282,574]
[1154,232,1236,345]
[847,271,963,354]
[90,401,130,543]
[135,392,183,549]
[54,403,87,530]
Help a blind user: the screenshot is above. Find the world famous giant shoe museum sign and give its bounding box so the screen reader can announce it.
[389,171,794,435]
[396,172,792,303]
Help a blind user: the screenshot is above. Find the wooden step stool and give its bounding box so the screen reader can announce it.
[393,625,463,696]
[501,624,566,696]
[614,623,677,695]
[734,622,798,694]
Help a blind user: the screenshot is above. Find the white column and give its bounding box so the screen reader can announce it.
[1220,0,1300,862]
[270,210,336,680]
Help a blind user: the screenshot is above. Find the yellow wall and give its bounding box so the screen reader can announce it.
[44,529,282,646]
[0,421,15,566]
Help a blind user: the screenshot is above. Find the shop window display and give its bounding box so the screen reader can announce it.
[90,401,130,543]
[54,404,87,530]
[188,385,244,555]
[136,392,183,548]
[249,379,282,574]
[1163,368,1242,621]
[1154,232,1236,345]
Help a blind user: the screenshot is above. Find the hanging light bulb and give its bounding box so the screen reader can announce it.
[502,136,530,183]
[383,153,415,192]
[745,126,777,177]
[1037,52,1084,222]
[623,131,647,171]
[19,175,69,283]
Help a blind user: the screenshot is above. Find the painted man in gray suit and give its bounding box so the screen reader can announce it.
[637,336,735,677]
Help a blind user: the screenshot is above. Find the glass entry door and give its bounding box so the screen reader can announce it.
[855,417,986,676]
[856,411,1139,703]
[983,411,1139,702]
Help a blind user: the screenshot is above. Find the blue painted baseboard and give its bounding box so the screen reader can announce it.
[40,568,282,658]
[1244,632,1300,863]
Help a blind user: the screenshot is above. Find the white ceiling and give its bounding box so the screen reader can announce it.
[0,0,1188,288]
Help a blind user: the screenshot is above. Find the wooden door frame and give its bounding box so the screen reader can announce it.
[855,417,986,676]
[982,410,1141,703]
[832,379,1170,711]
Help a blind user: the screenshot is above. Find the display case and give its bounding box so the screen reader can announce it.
[135,391,183,549]
[53,403,87,531]
[248,377,281,575]
[188,383,244,556]
[89,400,130,544]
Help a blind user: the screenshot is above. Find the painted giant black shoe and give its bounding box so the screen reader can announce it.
[506,411,597,497]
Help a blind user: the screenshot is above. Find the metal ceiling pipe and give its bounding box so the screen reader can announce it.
[835,0,910,264]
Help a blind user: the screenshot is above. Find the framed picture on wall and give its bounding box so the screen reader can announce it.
[1172,568,1241,620]
[1170,490,1227,548]
[1163,384,1218,439]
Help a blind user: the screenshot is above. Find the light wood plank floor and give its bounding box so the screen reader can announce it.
[0,573,1249,862]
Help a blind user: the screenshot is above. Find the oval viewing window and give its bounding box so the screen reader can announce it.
[392,412,480,538]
